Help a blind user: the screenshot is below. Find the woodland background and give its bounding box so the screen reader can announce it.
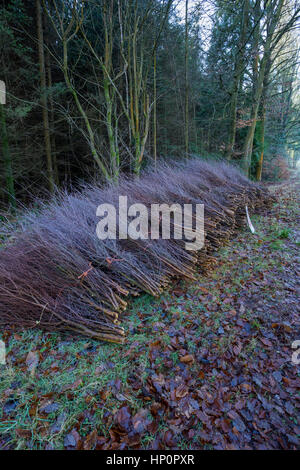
[0,0,299,210]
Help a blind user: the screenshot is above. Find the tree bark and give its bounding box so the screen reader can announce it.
[226,0,249,160]
[184,0,189,156]
[45,47,59,185]
[153,51,157,167]
[242,0,284,176]
[256,104,266,181]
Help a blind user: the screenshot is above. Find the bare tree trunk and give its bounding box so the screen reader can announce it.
[256,103,266,181]
[0,103,15,210]
[153,51,157,167]
[62,39,110,180]
[226,0,249,160]
[45,48,59,185]
[103,0,119,180]
[242,0,284,176]
[36,0,54,192]
[291,149,296,169]
[256,56,272,181]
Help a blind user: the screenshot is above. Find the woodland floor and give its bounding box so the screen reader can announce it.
[0,176,299,450]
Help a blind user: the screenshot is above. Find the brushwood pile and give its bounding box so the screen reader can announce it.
[0,159,274,343]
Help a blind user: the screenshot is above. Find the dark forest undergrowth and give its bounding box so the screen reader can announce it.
[0,178,299,450]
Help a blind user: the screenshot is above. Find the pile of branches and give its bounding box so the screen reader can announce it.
[0,159,274,343]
